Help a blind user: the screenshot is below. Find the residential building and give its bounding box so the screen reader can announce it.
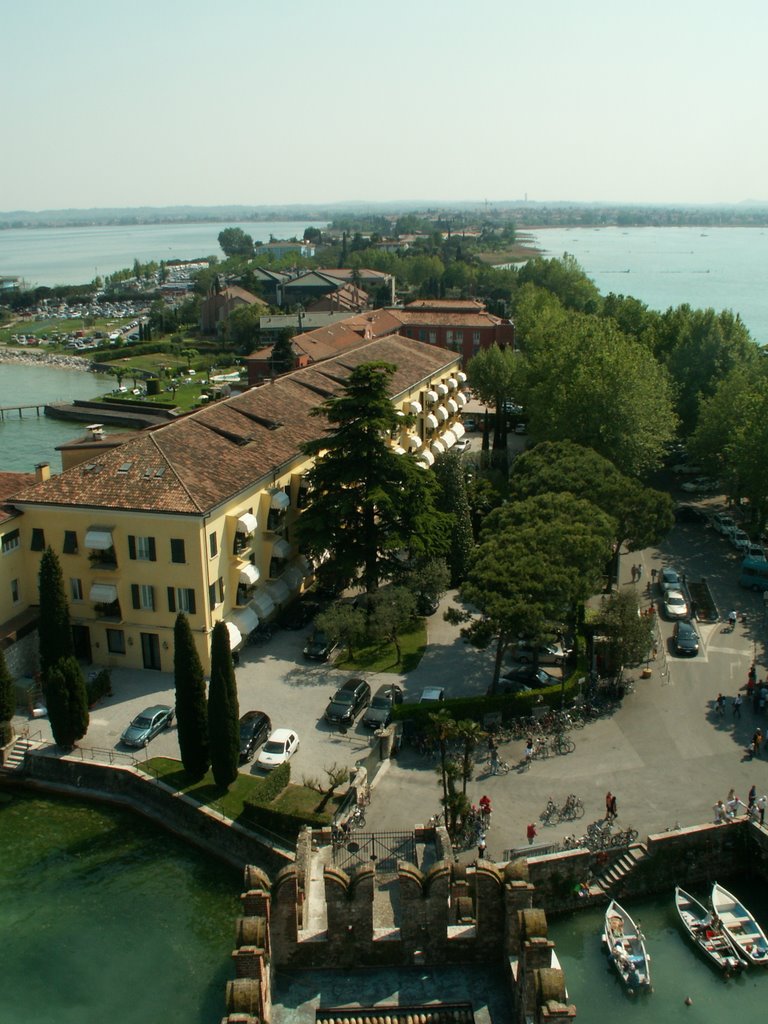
[200,285,268,334]
[0,469,41,675]
[4,338,467,675]
[393,298,515,363]
[253,241,316,259]
[282,269,394,308]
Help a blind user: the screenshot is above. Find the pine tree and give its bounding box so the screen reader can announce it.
[174,613,210,778]
[0,646,15,745]
[46,656,89,748]
[37,547,74,683]
[207,621,240,788]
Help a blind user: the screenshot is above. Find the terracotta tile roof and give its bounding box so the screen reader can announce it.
[0,471,36,525]
[11,337,457,516]
[394,309,504,328]
[404,299,485,312]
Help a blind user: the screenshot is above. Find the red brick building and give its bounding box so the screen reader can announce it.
[392,299,515,363]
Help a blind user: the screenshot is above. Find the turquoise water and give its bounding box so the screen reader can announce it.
[0,790,240,1024]
[549,883,768,1020]
[0,363,115,472]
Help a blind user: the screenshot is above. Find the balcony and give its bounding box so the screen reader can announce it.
[88,547,118,570]
[94,600,122,621]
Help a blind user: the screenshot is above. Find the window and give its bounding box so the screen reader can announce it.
[131,584,155,611]
[209,532,217,558]
[473,331,481,346]
[30,528,45,551]
[418,328,426,341]
[10,579,20,604]
[106,629,126,655]
[70,578,83,602]
[63,530,78,554]
[209,582,217,611]
[218,577,224,602]
[128,535,156,561]
[2,529,20,554]
[168,587,196,614]
[429,331,437,345]
[170,538,185,564]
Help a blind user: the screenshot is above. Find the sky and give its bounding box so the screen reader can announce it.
[3,0,767,211]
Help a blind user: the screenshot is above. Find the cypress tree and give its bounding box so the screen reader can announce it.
[433,451,475,586]
[207,621,240,789]
[37,547,74,683]
[46,656,89,748]
[174,612,209,778]
[0,646,15,745]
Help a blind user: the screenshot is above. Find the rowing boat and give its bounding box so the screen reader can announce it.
[711,882,768,966]
[675,887,746,972]
[603,899,651,990]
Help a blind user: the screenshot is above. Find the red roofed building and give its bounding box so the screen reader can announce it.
[392,299,515,362]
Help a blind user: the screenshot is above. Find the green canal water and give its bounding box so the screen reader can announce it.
[0,790,240,1024]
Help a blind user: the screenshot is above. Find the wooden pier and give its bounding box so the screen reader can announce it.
[0,403,48,420]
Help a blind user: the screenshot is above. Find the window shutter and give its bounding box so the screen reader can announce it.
[148,537,156,562]
[187,589,196,615]
[167,587,176,613]
[131,585,140,610]
[209,583,216,611]
[128,535,136,560]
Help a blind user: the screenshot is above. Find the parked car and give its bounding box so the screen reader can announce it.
[731,530,751,553]
[514,422,528,435]
[256,728,299,769]
[681,477,716,493]
[454,438,472,453]
[281,598,321,630]
[362,683,403,729]
[671,463,704,475]
[238,710,272,762]
[675,504,708,523]
[303,629,338,661]
[673,620,700,656]
[418,686,445,704]
[659,567,682,593]
[748,542,766,560]
[501,666,560,688]
[663,589,689,619]
[712,512,735,534]
[121,704,174,747]
[513,640,569,666]
[324,677,371,725]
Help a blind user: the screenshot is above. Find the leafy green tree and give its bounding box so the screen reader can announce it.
[0,647,15,745]
[315,603,367,660]
[454,719,484,796]
[598,590,655,669]
[466,344,520,461]
[433,451,474,584]
[270,331,295,375]
[37,547,74,681]
[295,362,451,593]
[403,558,450,614]
[225,303,263,353]
[45,656,89,749]
[516,254,601,313]
[218,227,254,258]
[181,347,199,369]
[427,709,456,818]
[207,621,240,789]
[174,613,210,778]
[366,587,417,664]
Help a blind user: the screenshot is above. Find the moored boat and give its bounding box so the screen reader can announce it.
[711,882,768,966]
[603,899,651,991]
[675,886,746,973]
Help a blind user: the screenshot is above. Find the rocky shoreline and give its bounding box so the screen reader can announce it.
[0,348,94,371]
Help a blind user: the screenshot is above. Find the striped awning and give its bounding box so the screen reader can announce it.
[230,605,259,636]
[85,528,113,550]
[270,490,290,511]
[89,583,118,603]
[416,449,435,467]
[447,397,459,414]
[239,563,260,586]
[406,433,421,450]
[456,370,467,383]
[390,444,406,455]
[436,382,449,396]
[430,439,446,455]
[425,390,438,403]
[426,412,439,429]
[447,377,458,390]
[236,512,258,535]
[272,537,291,559]
[224,621,242,650]
[283,566,303,591]
[250,590,276,619]
[456,392,468,406]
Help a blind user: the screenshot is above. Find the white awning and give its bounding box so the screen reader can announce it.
[270,490,290,511]
[224,621,242,650]
[436,406,449,422]
[436,382,449,396]
[272,537,291,559]
[89,583,118,603]
[236,512,258,535]
[283,566,303,591]
[447,397,459,414]
[230,605,259,636]
[250,590,276,619]
[390,445,406,455]
[239,563,260,586]
[453,421,466,439]
[425,390,438,404]
[447,377,458,390]
[416,449,435,467]
[431,439,446,455]
[408,400,422,414]
[266,579,291,606]
[85,529,113,550]
[426,412,439,429]
[456,392,468,406]
[406,433,421,450]
[442,429,457,448]
[456,370,467,383]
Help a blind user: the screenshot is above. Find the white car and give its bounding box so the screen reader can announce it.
[256,728,299,770]
[454,438,472,453]
[731,530,750,553]
[663,590,689,619]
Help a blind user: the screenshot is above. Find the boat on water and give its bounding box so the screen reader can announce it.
[675,887,746,973]
[603,899,652,991]
[711,882,768,966]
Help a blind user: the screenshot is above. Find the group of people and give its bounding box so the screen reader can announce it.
[714,785,767,825]
[629,563,644,583]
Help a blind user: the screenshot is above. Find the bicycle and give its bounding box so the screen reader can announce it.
[486,755,511,775]
[609,827,639,847]
[541,798,561,826]
[554,733,575,756]
[531,737,550,759]
[560,793,585,820]
[349,806,366,829]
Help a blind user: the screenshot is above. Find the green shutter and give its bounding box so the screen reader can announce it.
[131,585,140,610]
[187,590,196,615]
[148,537,156,562]
[167,587,176,613]
[128,535,136,560]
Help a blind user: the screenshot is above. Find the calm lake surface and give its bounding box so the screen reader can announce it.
[0,790,240,1024]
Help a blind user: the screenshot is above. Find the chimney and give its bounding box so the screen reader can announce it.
[86,423,106,441]
[35,462,51,483]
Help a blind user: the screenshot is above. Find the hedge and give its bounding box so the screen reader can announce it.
[243,803,327,842]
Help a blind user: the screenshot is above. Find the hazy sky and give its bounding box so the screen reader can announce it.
[3,0,766,210]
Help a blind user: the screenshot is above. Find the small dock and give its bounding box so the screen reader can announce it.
[0,403,47,420]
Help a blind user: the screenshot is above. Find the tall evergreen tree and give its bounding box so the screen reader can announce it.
[174,613,210,778]
[207,621,240,789]
[45,656,89,748]
[433,450,475,586]
[37,547,74,682]
[0,646,15,745]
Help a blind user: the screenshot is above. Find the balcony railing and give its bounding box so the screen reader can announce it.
[88,548,118,570]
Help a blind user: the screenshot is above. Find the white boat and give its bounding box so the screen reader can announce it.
[675,887,746,973]
[603,899,651,990]
[711,882,768,965]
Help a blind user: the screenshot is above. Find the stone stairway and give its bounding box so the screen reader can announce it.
[2,737,34,772]
[589,842,649,897]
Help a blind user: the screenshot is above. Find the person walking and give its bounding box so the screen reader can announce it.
[605,791,617,821]
[757,794,767,826]
[734,694,743,718]
[477,833,487,859]
[752,728,763,757]
[636,564,643,582]
[651,568,658,585]
[716,693,726,717]
[527,822,537,846]
[748,784,757,809]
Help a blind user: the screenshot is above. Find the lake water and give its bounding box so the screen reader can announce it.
[0,790,240,1024]
[527,226,768,344]
[0,220,328,288]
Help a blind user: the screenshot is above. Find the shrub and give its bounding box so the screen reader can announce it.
[86,669,112,707]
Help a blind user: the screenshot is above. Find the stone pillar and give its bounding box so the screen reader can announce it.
[504,879,535,956]
[421,863,451,962]
[398,863,426,956]
[474,862,504,958]
[324,865,375,967]
[270,866,300,965]
[231,946,270,1020]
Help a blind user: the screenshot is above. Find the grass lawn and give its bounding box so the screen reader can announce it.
[335,619,427,673]
[142,757,340,823]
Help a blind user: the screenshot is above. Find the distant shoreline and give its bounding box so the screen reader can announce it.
[0,348,93,371]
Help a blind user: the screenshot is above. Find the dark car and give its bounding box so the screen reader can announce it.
[324,677,371,726]
[501,666,560,689]
[362,683,403,729]
[673,620,700,656]
[120,704,174,747]
[238,710,272,762]
[303,629,338,661]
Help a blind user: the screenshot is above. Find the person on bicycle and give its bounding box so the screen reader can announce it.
[489,747,500,773]
[729,609,738,630]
